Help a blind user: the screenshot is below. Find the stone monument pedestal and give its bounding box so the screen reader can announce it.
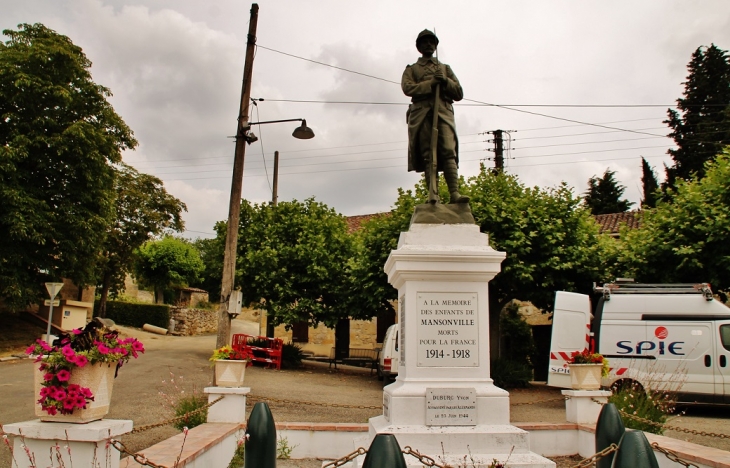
[3,419,133,468]
[365,223,554,467]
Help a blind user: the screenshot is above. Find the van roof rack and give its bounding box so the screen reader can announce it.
[593,282,714,301]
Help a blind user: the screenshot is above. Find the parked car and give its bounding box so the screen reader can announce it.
[377,324,399,384]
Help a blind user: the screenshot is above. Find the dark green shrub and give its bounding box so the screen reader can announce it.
[228,443,245,468]
[173,393,207,431]
[493,302,537,387]
[491,358,532,388]
[282,342,304,369]
[608,383,676,435]
[97,300,170,328]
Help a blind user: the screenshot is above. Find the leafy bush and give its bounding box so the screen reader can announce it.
[173,393,208,431]
[491,358,532,388]
[158,372,207,431]
[98,300,170,328]
[492,302,536,388]
[282,342,304,369]
[608,382,676,435]
[228,442,245,468]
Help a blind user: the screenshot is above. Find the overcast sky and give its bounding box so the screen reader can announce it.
[4,1,730,238]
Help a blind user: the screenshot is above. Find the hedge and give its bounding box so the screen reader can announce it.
[97,301,170,329]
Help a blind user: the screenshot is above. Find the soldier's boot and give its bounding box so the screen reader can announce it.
[444,158,470,204]
[424,164,439,204]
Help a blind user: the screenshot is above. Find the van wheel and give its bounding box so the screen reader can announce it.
[376,368,384,381]
[610,379,644,394]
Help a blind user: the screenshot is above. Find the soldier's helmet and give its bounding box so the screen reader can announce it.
[416,29,439,49]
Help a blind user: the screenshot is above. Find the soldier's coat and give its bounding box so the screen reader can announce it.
[402,57,463,173]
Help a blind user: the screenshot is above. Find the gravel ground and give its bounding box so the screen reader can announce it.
[2,323,730,468]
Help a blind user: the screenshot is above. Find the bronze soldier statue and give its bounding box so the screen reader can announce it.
[402,29,469,204]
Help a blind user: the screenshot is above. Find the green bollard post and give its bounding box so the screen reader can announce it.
[244,402,277,468]
[595,403,625,468]
[361,434,407,468]
[611,430,660,468]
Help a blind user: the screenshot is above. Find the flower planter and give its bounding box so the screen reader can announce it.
[214,359,248,387]
[35,363,117,423]
[569,363,603,390]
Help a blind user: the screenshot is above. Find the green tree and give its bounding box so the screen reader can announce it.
[96,164,187,317]
[583,169,633,215]
[664,44,730,188]
[134,236,204,304]
[234,198,354,328]
[620,149,730,294]
[192,222,226,303]
[347,188,421,321]
[466,165,613,312]
[641,157,660,208]
[0,23,136,307]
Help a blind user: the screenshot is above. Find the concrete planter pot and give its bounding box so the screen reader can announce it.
[214,359,248,387]
[35,363,117,423]
[569,363,603,390]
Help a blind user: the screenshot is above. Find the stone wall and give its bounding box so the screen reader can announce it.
[170,307,218,336]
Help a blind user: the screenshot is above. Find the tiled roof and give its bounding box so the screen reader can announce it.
[593,211,641,235]
[345,213,387,233]
[346,211,642,236]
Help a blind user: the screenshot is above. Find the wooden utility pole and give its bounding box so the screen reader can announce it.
[272,151,279,206]
[216,3,259,348]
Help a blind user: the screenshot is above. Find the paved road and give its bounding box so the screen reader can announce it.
[2,320,730,468]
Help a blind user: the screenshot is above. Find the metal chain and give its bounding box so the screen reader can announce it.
[570,443,618,468]
[590,397,730,439]
[650,442,699,468]
[130,396,224,434]
[511,396,567,406]
[403,446,450,468]
[109,439,168,468]
[248,394,381,410]
[619,410,730,439]
[322,447,367,467]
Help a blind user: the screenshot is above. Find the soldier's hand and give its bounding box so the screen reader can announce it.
[433,69,447,83]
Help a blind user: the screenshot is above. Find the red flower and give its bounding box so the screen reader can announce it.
[56,369,71,382]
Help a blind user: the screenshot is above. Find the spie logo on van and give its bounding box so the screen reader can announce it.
[615,326,685,356]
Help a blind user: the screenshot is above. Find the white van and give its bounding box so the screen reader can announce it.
[548,281,730,403]
[378,324,399,384]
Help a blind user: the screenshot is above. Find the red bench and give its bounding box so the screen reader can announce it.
[232,334,283,370]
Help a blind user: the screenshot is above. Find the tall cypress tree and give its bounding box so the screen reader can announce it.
[584,169,633,215]
[641,157,659,208]
[664,44,730,188]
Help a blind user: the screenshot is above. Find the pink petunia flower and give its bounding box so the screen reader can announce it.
[72,329,83,335]
[81,387,93,398]
[131,341,145,353]
[40,387,53,398]
[72,354,88,367]
[63,399,76,410]
[37,340,52,352]
[61,345,75,358]
[54,389,67,401]
[56,370,71,382]
[97,344,110,355]
[43,373,54,381]
[25,345,36,355]
[45,406,58,416]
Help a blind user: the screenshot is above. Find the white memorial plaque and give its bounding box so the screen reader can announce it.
[426,388,476,426]
[417,292,478,367]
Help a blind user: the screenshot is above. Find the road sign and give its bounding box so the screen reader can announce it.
[44,300,61,306]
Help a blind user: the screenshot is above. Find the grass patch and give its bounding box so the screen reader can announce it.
[0,313,45,357]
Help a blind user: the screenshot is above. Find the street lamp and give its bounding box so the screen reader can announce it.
[242,118,315,144]
[216,3,317,349]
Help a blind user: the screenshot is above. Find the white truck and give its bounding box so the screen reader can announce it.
[548,281,730,403]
